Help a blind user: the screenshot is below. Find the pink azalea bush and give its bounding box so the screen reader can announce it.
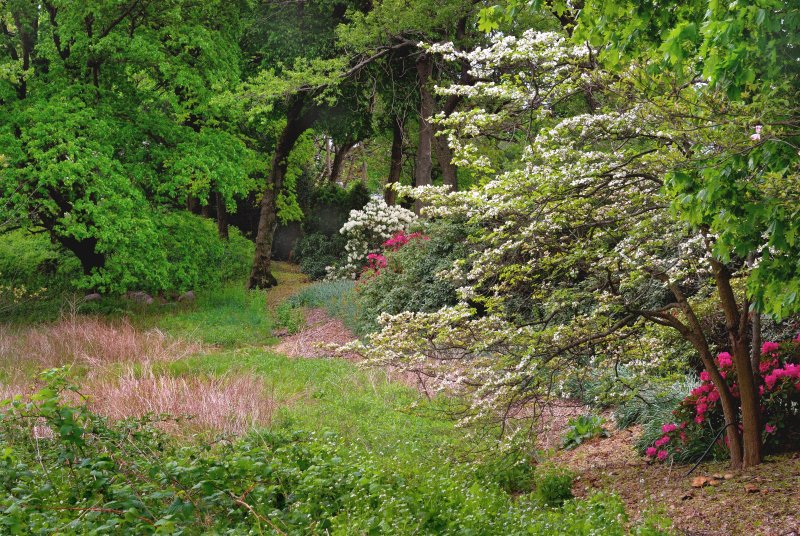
[360,231,429,277]
[645,334,800,462]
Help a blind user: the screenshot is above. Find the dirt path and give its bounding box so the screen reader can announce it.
[548,416,800,535]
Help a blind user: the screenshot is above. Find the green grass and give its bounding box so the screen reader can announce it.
[133,284,274,347]
[287,279,365,334]
[161,348,456,457]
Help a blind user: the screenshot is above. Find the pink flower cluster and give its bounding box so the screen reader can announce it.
[382,231,429,251]
[646,334,800,462]
[764,363,800,390]
[366,253,387,272]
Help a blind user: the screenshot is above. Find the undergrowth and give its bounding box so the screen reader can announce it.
[0,371,671,535]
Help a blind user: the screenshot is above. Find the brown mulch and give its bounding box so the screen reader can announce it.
[544,410,800,536]
[273,308,358,359]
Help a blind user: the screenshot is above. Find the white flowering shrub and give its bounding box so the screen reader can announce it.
[343,29,774,458]
[327,198,416,279]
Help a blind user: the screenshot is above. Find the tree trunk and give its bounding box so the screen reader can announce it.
[685,332,745,469]
[414,54,434,214]
[433,132,457,190]
[711,257,763,467]
[330,140,355,183]
[56,235,104,276]
[216,192,228,240]
[187,195,200,214]
[385,115,404,206]
[663,275,746,468]
[248,98,317,289]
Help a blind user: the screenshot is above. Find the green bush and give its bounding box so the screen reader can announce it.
[294,231,347,279]
[96,211,253,293]
[562,414,608,450]
[0,374,667,535]
[0,212,253,298]
[0,229,81,292]
[355,219,469,333]
[535,465,575,507]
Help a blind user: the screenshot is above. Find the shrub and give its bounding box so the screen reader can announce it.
[354,220,468,333]
[535,465,575,507]
[74,211,253,294]
[327,198,416,279]
[0,373,666,534]
[644,335,800,463]
[561,414,608,450]
[294,232,347,280]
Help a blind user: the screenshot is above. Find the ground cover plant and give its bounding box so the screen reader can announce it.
[2,0,799,531]
[0,372,671,535]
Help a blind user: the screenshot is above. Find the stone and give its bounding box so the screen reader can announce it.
[744,484,760,493]
[691,476,712,488]
[177,290,195,303]
[83,293,102,302]
[125,291,154,305]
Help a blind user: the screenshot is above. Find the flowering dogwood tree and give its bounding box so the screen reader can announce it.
[344,25,799,468]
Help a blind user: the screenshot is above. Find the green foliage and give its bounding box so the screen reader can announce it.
[474,448,536,494]
[287,279,363,334]
[0,374,663,534]
[275,301,305,334]
[614,376,699,430]
[614,375,726,463]
[355,220,468,333]
[0,1,257,294]
[58,211,252,294]
[294,232,347,280]
[534,465,575,507]
[561,415,608,450]
[138,284,272,347]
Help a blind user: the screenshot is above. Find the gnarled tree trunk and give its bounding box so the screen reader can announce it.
[248,98,317,289]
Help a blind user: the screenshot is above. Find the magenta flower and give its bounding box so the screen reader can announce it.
[765,373,778,390]
[657,450,668,461]
[646,447,657,457]
[765,423,777,434]
[717,352,733,368]
[655,435,670,447]
[761,341,780,355]
[661,423,677,434]
[700,371,711,382]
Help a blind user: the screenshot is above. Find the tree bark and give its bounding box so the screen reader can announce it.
[56,235,105,276]
[662,278,746,468]
[216,192,228,240]
[248,98,317,289]
[330,140,355,183]
[711,258,763,467]
[414,54,434,214]
[433,132,457,190]
[385,115,404,205]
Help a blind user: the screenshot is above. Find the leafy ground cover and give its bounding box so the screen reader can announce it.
[1,263,672,533]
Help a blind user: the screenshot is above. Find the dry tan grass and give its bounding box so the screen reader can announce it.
[83,366,275,435]
[0,315,201,371]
